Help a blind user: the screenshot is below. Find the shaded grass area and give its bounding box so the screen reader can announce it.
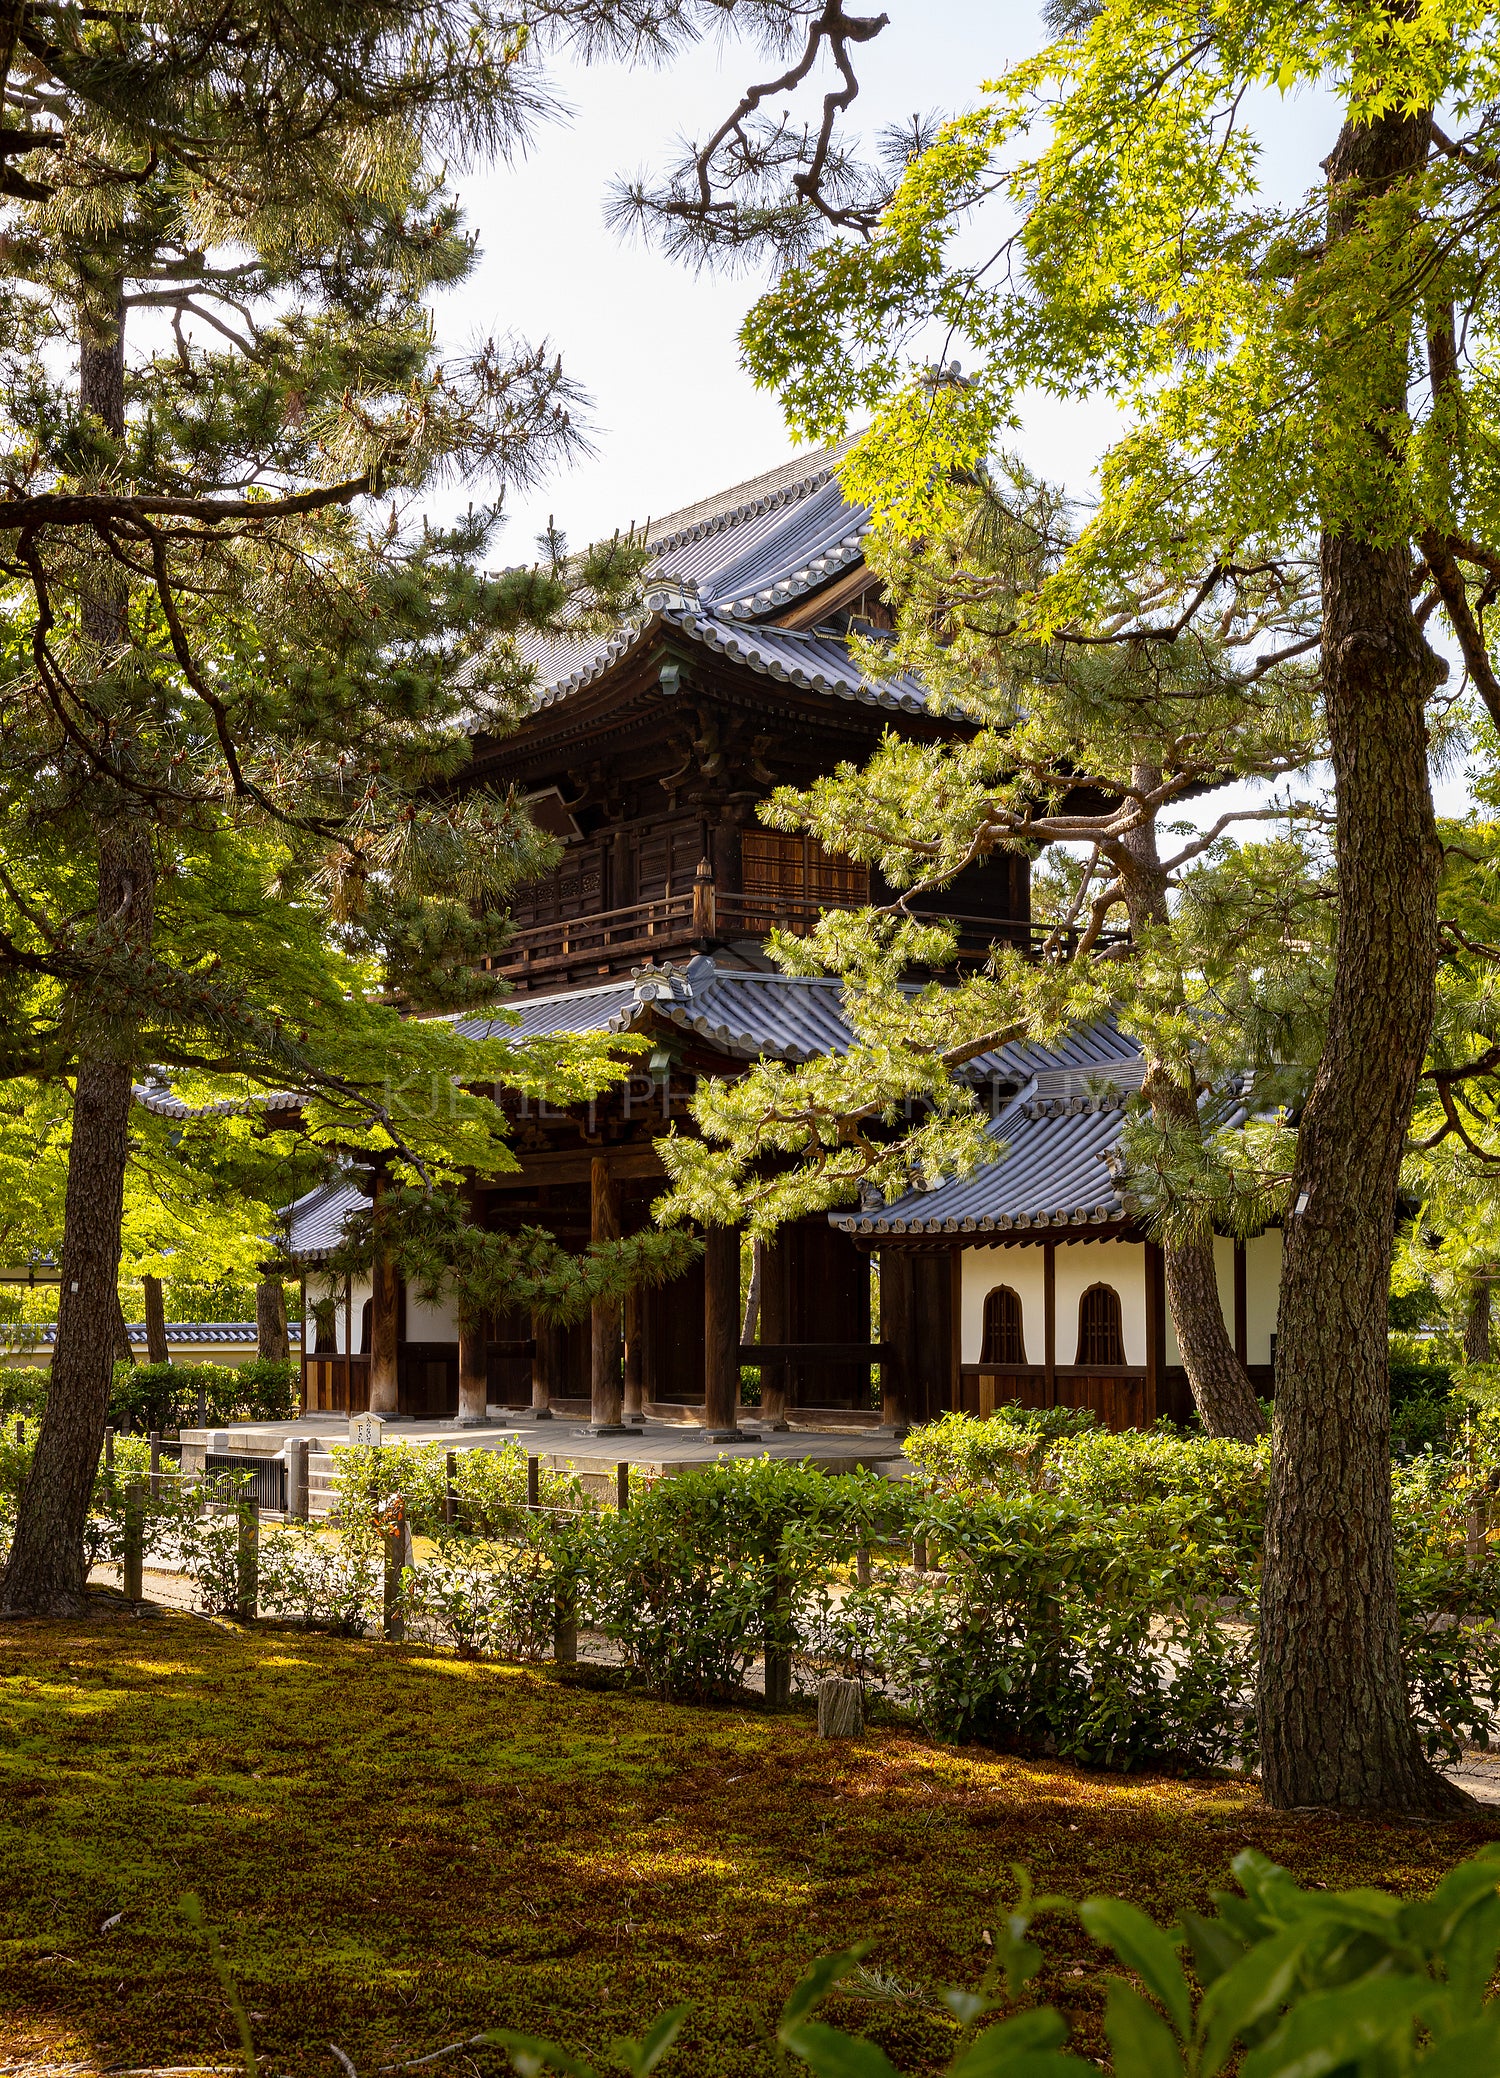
[0,1604,1495,2075]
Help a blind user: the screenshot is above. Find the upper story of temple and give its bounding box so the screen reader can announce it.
[459,443,1036,995]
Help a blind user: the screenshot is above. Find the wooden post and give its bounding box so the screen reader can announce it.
[623,1284,645,1423]
[368,1174,400,1417]
[1043,1243,1057,1407]
[757,1234,790,1431]
[691,855,716,938]
[526,1454,540,1512]
[444,1449,458,1530]
[149,1430,161,1504]
[122,1477,145,1603]
[13,1418,22,1447]
[616,1461,630,1512]
[703,1224,740,1437]
[236,1499,259,1624]
[879,1248,912,1434]
[457,1306,488,1425]
[817,1676,864,1738]
[855,1538,871,1588]
[103,1427,116,1504]
[1233,1241,1248,1368]
[590,1158,625,1432]
[949,1247,963,1415]
[530,1311,559,1421]
[1145,1241,1165,1424]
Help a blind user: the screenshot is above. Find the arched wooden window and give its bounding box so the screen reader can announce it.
[981,1285,1027,1365]
[1076,1283,1126,1367]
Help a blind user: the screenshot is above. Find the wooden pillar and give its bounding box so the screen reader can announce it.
[367,1175,400,1416]
[531,1310,559,1421]
[878,1247,913,1434]
[623,1285,645,1423]
[457,1306,488,1425]
[758,1234,790,1430]
[949,1247,963,1415]
[1233,1240,1248,1367]
[299,1273,309,1411]
[1145,1241,1165,1424]
[143,1274,169,1365]
[1043,1242,1056,1408]
[590,1157,625,1432]
[703,1224,740,1436]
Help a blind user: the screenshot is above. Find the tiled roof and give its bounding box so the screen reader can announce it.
[283,1176,368,1265]
[643,440,858,561]
[464,443,908,722]
[133,1083,300,1121]
[12,1321,296,1347]
[458,956,1143,1081]
[833,1068,1256,1241]
[513,595,927,717]
[833,1088,1134,1242]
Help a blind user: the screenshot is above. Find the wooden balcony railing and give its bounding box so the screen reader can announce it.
[483,871,1125,984]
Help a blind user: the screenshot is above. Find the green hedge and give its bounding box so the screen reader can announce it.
[108,1357,296,1433]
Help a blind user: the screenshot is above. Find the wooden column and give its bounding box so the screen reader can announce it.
[703,1224,740,1436]
[623,1284,645,1423]
[368,1175,400,1416]
[949,1247,963,1414]
[590,1157,625,1431]
[1145,1240,1165,1424]
[1043,1242,1057,1407]
[530,1310,559,1420]
[1233,1241,1248,1367]
[457,1306,488,1424]
[878,1247,913,1434]
[758,1234,790,1430]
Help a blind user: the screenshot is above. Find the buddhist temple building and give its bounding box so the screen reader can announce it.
[284,446,1283,1434]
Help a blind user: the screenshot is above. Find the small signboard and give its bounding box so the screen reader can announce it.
[349,1413,384,1448]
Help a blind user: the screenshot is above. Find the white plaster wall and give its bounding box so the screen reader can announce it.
[406,1284,460,1343]
[1245,1229,1282,1366]
[960,1248,1047,1366]
[305,1275,370,1355]
[961,1239,1147,1367]
[1056,1239,1147,1366]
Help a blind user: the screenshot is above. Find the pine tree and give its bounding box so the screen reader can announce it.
[0,0,786,1613]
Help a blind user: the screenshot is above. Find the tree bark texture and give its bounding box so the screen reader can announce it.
[1260,105,1464,1814]
[142,1275,169,1365]
[1465,1285,1491,1366]
[1112,771,1264,1440]
[2,823,154,1614]
[255,1277,289,1363]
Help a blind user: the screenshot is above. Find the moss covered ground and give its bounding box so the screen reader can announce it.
[0,1602,1494,2076]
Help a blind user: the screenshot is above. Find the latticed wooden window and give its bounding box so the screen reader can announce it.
[980,1285,1026,1365]
[1076,1283,1126,1367]
[740,831,869,925]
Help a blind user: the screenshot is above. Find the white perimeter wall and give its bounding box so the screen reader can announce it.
[407,1288,459,1342]
[960,1239,1148,1367]
[963,1228,1283,1369]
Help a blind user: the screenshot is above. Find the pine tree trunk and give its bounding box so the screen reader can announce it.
[1465,1285,1491,1366]
[0,284,153,1616]
[142,1275,169,1364]
[1112,772,1264,1440]
[255,1277,289,1362]
[1258,104,1465,1815]
[3,822,154,1615]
